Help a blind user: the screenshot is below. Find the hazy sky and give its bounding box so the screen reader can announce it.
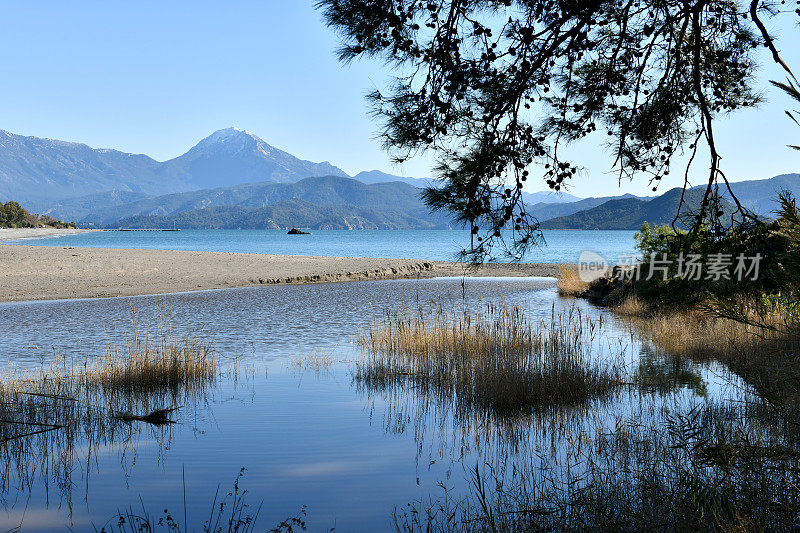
[0,1,797,197]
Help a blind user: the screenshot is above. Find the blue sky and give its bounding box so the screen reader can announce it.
[0,1,797,197]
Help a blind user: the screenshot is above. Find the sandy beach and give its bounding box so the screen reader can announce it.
[0,244,561,302]
[0,227,97,242]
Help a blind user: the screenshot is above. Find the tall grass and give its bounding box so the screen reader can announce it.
[612,295,793,359]
[0,310,219,513]
[612,294,800,426]
[356,304,620,417]
[557,265,589,297]
[98,326,216,397]
[0,325,217,430]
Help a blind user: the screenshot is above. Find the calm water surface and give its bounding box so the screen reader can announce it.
[0,277,739,531]
[5,229,637,263]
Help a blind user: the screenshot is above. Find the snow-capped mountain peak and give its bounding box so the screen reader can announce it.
[193,127,260,150]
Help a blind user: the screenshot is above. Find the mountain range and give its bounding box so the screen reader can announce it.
[541,188,727,230]
[82,174,796,231]
[540,175,800,230]
[714,173,800,217]
[0,127,795,230]
[528,193,652,222]
[86,176,454,230]
[0,127,372,208]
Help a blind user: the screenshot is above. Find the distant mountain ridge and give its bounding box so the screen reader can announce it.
[113,200,442,230]
[0,127,795,231]
[0,127,412,208]
[100,176,455,230]
[522,190,583,204]
[41,173,799,231]
[0,130,165,206]
[46,176,435,225]
[710,173,800,217]
[529,193,651,222]
[352,170,433,189]
[541,188,738,230]
[537,174,798,229]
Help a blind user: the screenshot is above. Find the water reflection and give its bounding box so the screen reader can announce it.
[0,277,768,530]
[0,278,559,371]
[634,344,708,396]
[347,286,776,530]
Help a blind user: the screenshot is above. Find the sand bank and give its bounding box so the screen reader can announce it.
[0,245,562,302]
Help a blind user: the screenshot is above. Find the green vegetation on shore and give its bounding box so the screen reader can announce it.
[0,200,76,229]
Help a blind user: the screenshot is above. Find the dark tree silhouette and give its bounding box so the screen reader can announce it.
[771,78,800,151]
[318,0,798,260]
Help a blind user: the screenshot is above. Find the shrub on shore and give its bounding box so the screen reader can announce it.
[630,192,800,308]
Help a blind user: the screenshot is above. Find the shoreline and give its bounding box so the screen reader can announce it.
[0,245,563,303]
[0,227,98,242]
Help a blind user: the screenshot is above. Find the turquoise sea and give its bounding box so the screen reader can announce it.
[6,229,638,263]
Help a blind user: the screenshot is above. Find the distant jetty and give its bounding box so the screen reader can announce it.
[287,228,310,235]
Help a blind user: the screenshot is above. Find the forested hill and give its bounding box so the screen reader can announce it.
[540,188,737,230]
[96,176,456,230]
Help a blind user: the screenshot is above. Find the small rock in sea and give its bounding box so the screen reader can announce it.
[287,228,310,235]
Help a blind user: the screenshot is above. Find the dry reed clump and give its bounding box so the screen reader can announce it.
[355,304,620,416]
[557,264,589,296]
[612,294,794,361]
[614,294,800,427]
[0,316,218,445]
[97,332,216,397]
[611,293,648,317]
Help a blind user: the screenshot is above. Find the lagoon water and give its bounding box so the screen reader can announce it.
[8,229,638,263]
[0,275,739,531]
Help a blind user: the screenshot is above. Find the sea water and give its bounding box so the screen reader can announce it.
[5,229,638,263]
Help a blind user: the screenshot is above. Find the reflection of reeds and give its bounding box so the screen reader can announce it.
[356,304,619,416]
[0,310,218,517]
[98,468,282,533]
[614,295,800,426]
[290,351,334,373]
[397,398,800,531]
[633,345,708,397]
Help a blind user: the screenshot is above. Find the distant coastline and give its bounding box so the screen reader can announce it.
[0,227,97,242]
